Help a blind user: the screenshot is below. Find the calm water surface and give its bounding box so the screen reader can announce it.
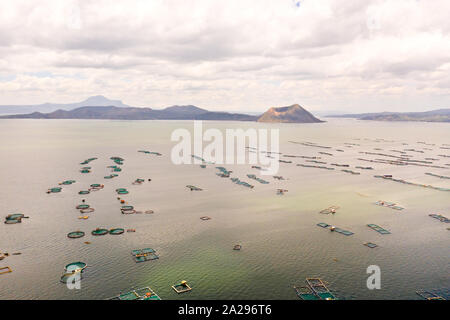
[0,119,448,300]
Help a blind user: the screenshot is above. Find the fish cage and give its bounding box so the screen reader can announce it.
[48,187,62,193]
[110,287,161,300]
[60,270,82,284]
[67,231,85,239]
[109,228,125,235]
[0,267,12,275]
[64,261,87,272]
[294,286,319,300]
[367,224,391,234]
[91,228,109,236]
[172,281,192,294]
[364,242,378,248]
[60,180,76,185]
[132,248,159,263]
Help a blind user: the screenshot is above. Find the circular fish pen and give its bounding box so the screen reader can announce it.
[132,179,145,185]
[60,180,76,185]
[90,184,104,190]
[121,205,134,210]
[121,209,136,214]
[60,270,82,284]
[91,228,109,236]
[80,208,95,214]
[5,213,25,224]
[4,219,21,224]
[6,213,24,220]
[76,204,90,210]
[109,228,125,235]
[64,261,87,272]
[116,188,129,195]
[67,231,85,239]
[78,190,90,195]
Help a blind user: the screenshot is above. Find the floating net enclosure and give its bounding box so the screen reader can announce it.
[67,231,85,239]
[0,266,12,275]
[172,281,192,294]
[294,286,319,300]
[4,213,25,224]
[91,228,109,236]
[60,180,76,185]
[60,270,82,284]
[6,213,24,220]
[367,224,391,234]
[132,248,159,262]
[4,219,21,224]
[319,206,340,214]
[116,188,129,195]
[110,287,161,300]
[64,261,87,272]
[109,228,125,235]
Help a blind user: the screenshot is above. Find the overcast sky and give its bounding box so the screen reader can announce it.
[0,0,449,113]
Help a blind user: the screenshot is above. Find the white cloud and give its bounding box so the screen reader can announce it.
[0,0,449,113]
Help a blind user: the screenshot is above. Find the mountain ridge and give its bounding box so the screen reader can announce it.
[0,105,258,121]
[328,109,450,122]
[0,97,323,123]
[0,95,130,115]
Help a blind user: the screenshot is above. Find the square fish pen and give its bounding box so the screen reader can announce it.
[416,290,446,300]
[317,223,354,236]
[429,214,450,223]
[132,248,159,263]
[367,224,391,234]
[319,206,340,214]
[0,266,12,275]
[111,287,161,300]
[293,286,319,300]
[305,278,337,300]
[172,281,192,294]
[375,201,404,211]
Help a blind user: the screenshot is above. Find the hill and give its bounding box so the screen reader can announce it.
[257,104,323,123]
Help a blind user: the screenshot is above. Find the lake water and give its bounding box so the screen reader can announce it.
[0,118,448,300]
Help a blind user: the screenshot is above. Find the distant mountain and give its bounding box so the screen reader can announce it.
[328,109,450,122]
[257,104,323,123]
[0,105,258,121]
[0,95,130,115]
